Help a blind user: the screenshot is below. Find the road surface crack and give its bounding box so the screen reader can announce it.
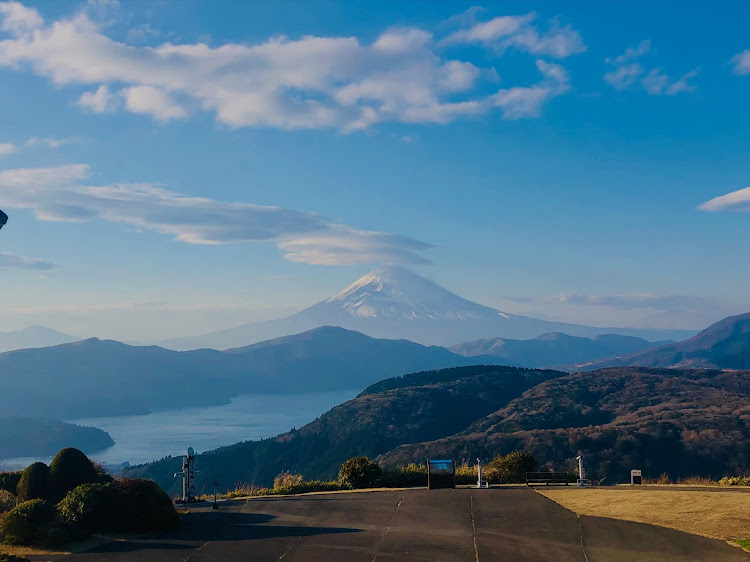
[370,493,404,562]
[470,491,479,562]
[577,514,590,562]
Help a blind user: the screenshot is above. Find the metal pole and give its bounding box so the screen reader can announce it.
[213,481,219,509]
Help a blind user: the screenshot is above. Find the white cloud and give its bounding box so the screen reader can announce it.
[604,63,643,91]
[0,252,57,270]
[0,4,571,130]
[491,60,569,119]
[78,85,119,113]
[643,68,698,96]
[442,12,586,58]
[0,142,17,155]
[604,41,697,95]
[0,164,434,265]
[122,85,186,121]
[605,40,650,65]
[698,186,750,212]
[731,50,750,75]
[0,1,41,33]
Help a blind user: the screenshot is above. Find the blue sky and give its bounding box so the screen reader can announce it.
[0,0,749,341]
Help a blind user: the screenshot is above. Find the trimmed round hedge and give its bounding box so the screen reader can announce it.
[16,462,50,503]
[57,479,178,533]
[48,448,99,502]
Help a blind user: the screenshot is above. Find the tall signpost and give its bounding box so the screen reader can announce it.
[174,447,197,503]
[576,454,586,486]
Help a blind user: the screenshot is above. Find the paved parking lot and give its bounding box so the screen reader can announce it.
[51,488,747,561]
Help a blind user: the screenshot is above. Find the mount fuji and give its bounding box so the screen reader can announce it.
[159,266,696,350]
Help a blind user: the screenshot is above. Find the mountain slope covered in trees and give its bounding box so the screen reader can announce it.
[125,364,750,494]
[123,365,564,494]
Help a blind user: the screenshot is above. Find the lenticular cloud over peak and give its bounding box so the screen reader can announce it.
[0,163,433,266]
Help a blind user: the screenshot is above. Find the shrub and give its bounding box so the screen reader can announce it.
[57,482,118,531]
[338,456,382,489]
[0,554,31,562]
[57,479,178,533]
[273,471,303,490]
[0,499,68,547]
[117,479,179,532]
[455,463,477,486]
[48,448,99,502]
[379,463,428,488]
[720,476,750,486]
[0,472,22,495]
[0,490,18,513]
[16,463,50,502]
[486,451,537,484]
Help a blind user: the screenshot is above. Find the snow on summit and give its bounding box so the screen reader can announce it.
[327,266,493,320]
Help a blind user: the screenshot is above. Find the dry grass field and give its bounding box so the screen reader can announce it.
[538,486,750,542]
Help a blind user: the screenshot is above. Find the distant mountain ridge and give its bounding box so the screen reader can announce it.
[0,326,477,419]
[0,325,79,352]
[159,266,696,350]
[573,312,750,370]
[451,332,671,369]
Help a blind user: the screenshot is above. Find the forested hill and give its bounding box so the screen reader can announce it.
[127,365,750,494]
[0,418,114,460]
[379,367,750,482]
[124,365,564,495]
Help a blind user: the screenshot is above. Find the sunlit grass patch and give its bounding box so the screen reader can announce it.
[538,487,750,541]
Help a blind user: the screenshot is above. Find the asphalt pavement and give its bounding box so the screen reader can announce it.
[46,488,747,561]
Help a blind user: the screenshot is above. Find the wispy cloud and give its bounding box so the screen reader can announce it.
[0,143,17,155]
[604,40,698,95]
[441,11,586,58]
[0,252,57,270]
[0,136,73,155]
[0,2,572,130]
[24,136,73,149]
[541,293,720,312]
[698,186,750,212]
[0,163,434,266]
[730,50,750,76]
[499,291,740,330]
[491,59,570,119]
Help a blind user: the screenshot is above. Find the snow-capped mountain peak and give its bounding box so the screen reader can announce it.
[325,266,498,320]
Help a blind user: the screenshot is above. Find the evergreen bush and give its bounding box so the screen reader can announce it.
[117,479,179,532]
[0,473,22,495]
[0,490,18,513]
[16,463,50,502]
[0,499,68,547]
[48,448,99,502]
[338,456,382,489]
[57,482,118,531]
[485,451,537,484]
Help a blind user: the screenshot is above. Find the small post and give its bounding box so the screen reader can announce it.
[576,455,585,486]
[477,458,482,489]
[212,481,219,509]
